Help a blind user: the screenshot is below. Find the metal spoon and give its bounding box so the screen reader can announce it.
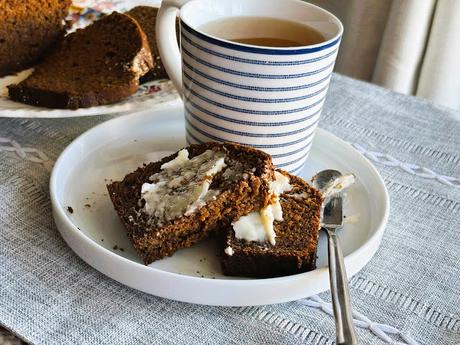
[313,170,358,345]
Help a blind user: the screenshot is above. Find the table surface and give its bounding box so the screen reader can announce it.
[1,73,459,345]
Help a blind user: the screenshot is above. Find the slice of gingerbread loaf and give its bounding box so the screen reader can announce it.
[126,6,180,83]
[0,0,71,77]
[221,170,323,278]
[107,142,274,265]
[8,12,153,109]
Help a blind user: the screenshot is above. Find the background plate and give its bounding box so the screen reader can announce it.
[0,73,179,118]
[50,103,389,306]
[0,0,176,118]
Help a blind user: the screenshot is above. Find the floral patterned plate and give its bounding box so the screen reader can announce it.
[0,0,178,118]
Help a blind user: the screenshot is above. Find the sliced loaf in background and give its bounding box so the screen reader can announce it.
[0,0,71,77]
[8,12,153,109]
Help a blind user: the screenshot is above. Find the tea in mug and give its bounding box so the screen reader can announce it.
[199,16,325,47]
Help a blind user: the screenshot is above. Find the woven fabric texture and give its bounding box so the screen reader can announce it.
[1,74,459,345]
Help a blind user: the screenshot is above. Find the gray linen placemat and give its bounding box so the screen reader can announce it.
[1,74,459,345]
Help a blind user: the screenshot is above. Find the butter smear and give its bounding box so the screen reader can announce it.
[141,149,226,224]
[232,171,292,245]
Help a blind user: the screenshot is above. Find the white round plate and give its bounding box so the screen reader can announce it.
[50,103,389,306]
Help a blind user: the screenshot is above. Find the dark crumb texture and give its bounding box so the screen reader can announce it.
[221,171,323,278]
[0,0,71,77]
[66,206,73,213]
[107,142,274,265]
[8,12,153,109]
[126,6,179,83]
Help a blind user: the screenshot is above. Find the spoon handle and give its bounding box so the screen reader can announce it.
[326,227,359,345]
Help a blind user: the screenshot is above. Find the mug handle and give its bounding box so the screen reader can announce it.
[156,0,189,97]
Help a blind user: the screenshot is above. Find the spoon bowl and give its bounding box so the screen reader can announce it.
[312,169,342,192]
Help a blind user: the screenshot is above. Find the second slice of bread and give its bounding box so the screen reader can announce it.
[221,171,323,278]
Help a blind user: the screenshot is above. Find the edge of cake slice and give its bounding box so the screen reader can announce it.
[107,142,274,265]
[126,6,180,83]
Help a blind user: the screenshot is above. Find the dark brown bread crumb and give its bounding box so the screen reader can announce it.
[67,206,74,213]
[126,6,179,83]
[0,0,71,77]
[221,171,323,278]
[8,12,153,109]
[107,142,274,265]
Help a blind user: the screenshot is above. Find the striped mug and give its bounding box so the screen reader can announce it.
[156,0,343,174]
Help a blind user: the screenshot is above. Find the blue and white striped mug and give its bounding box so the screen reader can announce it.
[156,0,343,174]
